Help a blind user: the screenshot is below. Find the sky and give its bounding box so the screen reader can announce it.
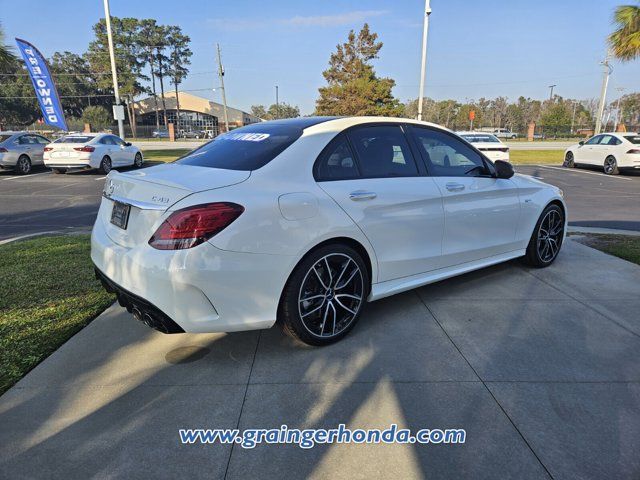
[2,0,639,115]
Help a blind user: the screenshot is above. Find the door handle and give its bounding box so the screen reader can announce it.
[445,183,465,192]
[349,191,377,201]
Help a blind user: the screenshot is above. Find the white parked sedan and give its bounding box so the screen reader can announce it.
[563,132,640,175]
[457,131,510,162]
[92,117,566,346]
[44,133,143,174]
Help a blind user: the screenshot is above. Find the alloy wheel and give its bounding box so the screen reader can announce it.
[537,209,563,263]
[134,153,143,167]
[604,157,617,175]
[298,253,364,338]
[101,157,112,174]
[17,156,31,174]
[563,152,574,168]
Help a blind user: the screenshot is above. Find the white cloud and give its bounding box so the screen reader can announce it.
[283,10,388,27]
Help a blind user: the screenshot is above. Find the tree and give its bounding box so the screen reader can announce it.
[250,103,300,120]
[608,3,640,61]
[82,105,111,130]
[0,22,16,69]
[541,102,572,137]
[315,24,403,116]
[137,19,163,130]
[166,26,192,131]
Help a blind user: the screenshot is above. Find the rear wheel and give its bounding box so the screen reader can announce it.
[524,204,565,267]
[279,244,369,346]
[134,152,143,168]
[16,155,31,175]
[563,151,575,168]
[603,156,619,175]
[100,156,112,174]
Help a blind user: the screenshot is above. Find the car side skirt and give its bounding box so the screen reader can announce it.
[369,248,526,301]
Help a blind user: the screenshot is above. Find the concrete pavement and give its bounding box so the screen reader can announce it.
[2,239,640,479]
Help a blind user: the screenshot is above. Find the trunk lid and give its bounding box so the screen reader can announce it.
[99,163,250,248]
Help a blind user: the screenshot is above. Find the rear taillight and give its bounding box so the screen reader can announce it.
[43,147,53,152]
[74,146,95,152]
[627,149,640,154]
[0,147,7,153]
[149,202,244,250]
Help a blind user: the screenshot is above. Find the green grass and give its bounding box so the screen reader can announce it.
[141,149,191,163]
[0,235,115,395]
[509,149,563,165]
[572,234,640,265]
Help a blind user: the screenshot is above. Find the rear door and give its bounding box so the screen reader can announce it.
[408,125,521,265]
[316,124,445,282]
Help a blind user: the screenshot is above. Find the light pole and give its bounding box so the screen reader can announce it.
[417,0,432,121]
[548,84,556,101]
[275,85,279,119]
[595,51,612,135]
[103,0,124,138]
[216,43,229,133]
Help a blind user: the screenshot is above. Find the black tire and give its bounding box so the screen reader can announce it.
[279,244,369,346]
[523,204,565,268]
[99,156,112,174]
[16,155,32,175]
[51,168,66,174]
[563,151,575,168]
[134,152,143,168]
[603,155,619,175]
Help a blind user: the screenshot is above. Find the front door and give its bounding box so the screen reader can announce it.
[408,125,521,265]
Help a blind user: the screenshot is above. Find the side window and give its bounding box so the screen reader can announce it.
[99,136,114,145]
[347,125,418,178]
[111,136,125,146]
[35,135,50,144]
[315,135,360,181]
[599,135,614,145]
[585,135,601,145]
[18,136,29,145]
[607,136,622,146]
[410,127,490,177]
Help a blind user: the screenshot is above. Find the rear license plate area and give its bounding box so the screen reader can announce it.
[110,201,131,230]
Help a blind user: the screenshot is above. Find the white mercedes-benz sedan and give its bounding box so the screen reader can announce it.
[456,131,510,162]
[563,132,640,175]
[92,117,566,346]
[44,133,143,174]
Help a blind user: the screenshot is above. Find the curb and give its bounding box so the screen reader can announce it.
[567,226,640,237]
[0,228,93,246]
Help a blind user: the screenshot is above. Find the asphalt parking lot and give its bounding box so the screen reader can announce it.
[1,163,639,241]
[1,239,639,479]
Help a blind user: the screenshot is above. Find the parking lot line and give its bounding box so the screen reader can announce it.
[95,176,107,181]
[3,172,51,181]
[537,165,633,181]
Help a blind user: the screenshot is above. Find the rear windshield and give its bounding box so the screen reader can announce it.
[55,136,93,143]
[0,134,13,143]
[624,135,640,145]
[460,134,500,143]
[176,123,302,171]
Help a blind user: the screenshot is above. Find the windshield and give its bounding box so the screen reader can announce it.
[460,134,500,143]
[177,123,303,171]
[0,134,13,143]
[55,136,94,144]
[624,135,640,145]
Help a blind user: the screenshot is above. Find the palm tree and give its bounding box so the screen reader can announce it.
[0,22,17,68]
[608,3,640,61]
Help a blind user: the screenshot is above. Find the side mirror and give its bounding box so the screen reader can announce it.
[494,160,514,179]
[125,142,132,147]
[578,141,584,146]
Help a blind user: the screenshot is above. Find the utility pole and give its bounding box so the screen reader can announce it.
[103,0,124,138]
[275,85,279,119]
[570,100,577,134]
[614,86,626,132]
[417,0,432,121]
[216,43,229,133]
[548,84,556,101]
[595,51,612,135]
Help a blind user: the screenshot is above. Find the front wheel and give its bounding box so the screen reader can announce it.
[603,156,619,175]
[134,152,143,168]
[563,151,575,168]
[279,244,369,346]
[16,155,32,175]
[99,156,112,174]
[524,204,565,267]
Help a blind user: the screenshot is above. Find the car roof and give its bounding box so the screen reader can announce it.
[301,116,449,135]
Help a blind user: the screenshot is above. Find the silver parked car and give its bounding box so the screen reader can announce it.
[0,131,51,174]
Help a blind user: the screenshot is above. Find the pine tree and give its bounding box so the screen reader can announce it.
[315,24,403,117]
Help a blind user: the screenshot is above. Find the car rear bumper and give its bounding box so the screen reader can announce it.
[91,211,295,333]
